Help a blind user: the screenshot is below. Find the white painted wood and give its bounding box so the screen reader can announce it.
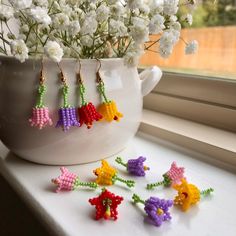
[0,132,236,236]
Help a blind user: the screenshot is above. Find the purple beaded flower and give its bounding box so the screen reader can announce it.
[56,107,80,131]
[56,85,80,131]
[115,156,150,176]
[132,194,173,227]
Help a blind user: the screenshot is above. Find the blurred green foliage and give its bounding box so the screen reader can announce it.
[181,0,236,28]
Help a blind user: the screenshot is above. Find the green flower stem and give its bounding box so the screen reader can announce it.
[200,188,214,196]
[77,182,98,189]
[62,85,70,108]
[132,194,145,205]
[78,84,86,106]
[113,175,135,188]
[115,157,127,168]
[73,178,98,189]
[36,84,46,108]
[146,180,165,190]
[97,81,109,103]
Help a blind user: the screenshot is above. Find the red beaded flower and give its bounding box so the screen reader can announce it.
[89,188,123,220]
[78,102,102,129]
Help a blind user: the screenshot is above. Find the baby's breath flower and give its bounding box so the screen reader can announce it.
[149,14,165,34]
[185,40,198,54]
[53,13,70,30]
[10,39,29,62]
[96,4,109,22]
[68,21,81,36]
[163,0,179,16]
[0,5,14,21]
[127,0,143,10]
[44,40,64,62]
[30,6,51,25]
[182,14,193,26]
[80,35,93,47]
[9,0,32,10]
[80,15,98,35]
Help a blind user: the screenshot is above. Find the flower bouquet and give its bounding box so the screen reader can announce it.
[0,0,197,64]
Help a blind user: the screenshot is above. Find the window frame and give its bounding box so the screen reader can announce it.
[143,71,236,132]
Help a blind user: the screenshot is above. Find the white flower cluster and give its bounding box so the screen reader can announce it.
[0,0,197,65]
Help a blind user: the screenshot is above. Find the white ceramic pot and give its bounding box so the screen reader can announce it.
[0,56,162,165]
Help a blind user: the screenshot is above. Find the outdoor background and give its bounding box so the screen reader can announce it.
[140,0,236,79]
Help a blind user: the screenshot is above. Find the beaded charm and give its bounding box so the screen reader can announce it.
[51,167,98,192]
[77,65,102,129]
[93,160,135,188]
[89,188,123,221]
[147,162,185,190]
[56,66,80,131]
[96,60,123,122]
[29,69,53,129]
[173,178,214,211]
[132,193,173,227]
[115,156,150,176]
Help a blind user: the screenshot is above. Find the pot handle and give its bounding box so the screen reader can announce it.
[139,66,162,97]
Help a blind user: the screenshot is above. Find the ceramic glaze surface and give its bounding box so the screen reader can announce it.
[0,57,162,165]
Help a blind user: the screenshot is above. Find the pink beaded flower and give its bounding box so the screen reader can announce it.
[147,162,185,190]
[51,167,97,192]
[29,84,53,129]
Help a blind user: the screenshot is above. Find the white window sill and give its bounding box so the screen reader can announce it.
[140,109,236,171]
[0,131,236,236]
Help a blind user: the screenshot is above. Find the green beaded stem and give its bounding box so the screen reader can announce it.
[200,188,214,196]
[35,84,46,108]
[115,157,127,168]
[112,175,135,188]
[73,178,98,190]
[146,180,166,190]
[132,194,145,205]
[62,84,71,108]
[78,83,87,106]
[97,81,110,103]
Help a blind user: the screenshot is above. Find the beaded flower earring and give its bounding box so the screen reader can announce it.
[115,156,150,176]
[173,178,214,211]
[89,188,123,221]
[147,162,185,190]
[56,63,80,131]
[29,61,53,129]
[96,59,123,122]
[51,167,98,192]
[132,193,173,227]
[93,160,135,188]
[77,60,102,129]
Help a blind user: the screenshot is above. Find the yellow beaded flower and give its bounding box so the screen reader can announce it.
[98,100,123,122]
[173,179,200,211]
[93,160,135,188]
[93,160,117,185]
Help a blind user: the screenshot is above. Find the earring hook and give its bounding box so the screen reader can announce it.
[96,58,102,72]
[96,58,102,83]
[77,59,83,84]
[57,62,67,85]
[39,58,45,85]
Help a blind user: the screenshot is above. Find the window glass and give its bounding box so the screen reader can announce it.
[140,0,236,80]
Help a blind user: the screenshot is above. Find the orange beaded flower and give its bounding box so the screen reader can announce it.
[93,160,135,188]
[94,160,117,185]
[173,179,200,211]
[96,62,123,123]
[173,179,213,211]
[98,100,123,122]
